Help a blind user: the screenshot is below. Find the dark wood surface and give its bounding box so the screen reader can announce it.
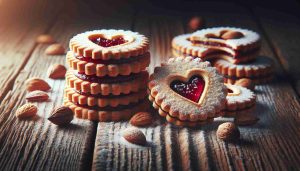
[0,0,299,170]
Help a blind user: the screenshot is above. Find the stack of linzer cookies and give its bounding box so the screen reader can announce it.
[64,30,150,121]
[64,27,273,127]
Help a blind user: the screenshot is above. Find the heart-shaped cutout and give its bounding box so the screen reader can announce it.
[89,34,128,47]
[170,75,205,103]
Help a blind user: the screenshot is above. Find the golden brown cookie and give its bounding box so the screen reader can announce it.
[64,98,149,122]
[65,70,149,96]
[224,84,256,116]
[70,29,149,60]
[66,51,150,77]
[172,33,259,64]
[64,88,147,107]
[148,56,227,126]
[213,56,273,84]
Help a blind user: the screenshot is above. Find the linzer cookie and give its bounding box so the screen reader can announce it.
[66,51,150,77]
[63,98,149,122]
[70,29,149,60]
[148,57,227,127]
[213,56,273,84]
[225,84,256,117]
[172,27,261,64]
[65,30,150,122]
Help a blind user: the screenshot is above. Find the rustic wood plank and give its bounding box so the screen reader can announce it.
[0,0,64,101]
[0,1,135,170]
[92,1,300,171]
[249,6,300,94]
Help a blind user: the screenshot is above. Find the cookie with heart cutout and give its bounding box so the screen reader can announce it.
[172,32,259,64]
[189,27,261,58]
[212,56,274,84]
[70,29,149,60]
[66,51,150,77]
[224,84,256,117]
[148,56,227,127]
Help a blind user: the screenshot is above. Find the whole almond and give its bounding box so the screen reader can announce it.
[16,103,38,119]
[25,78,51,92]
[25,90,49,102]
[221,31,244,40]
[188,16,204,31]
[48,106,74,125]
[122,127,146,145]
[47,64,66,79]
[235,78,255,90]
[45,43,65,55]
[235,113,259,126]
[36,34,55,44]
[130,112,153,127]
[217,122,240,141]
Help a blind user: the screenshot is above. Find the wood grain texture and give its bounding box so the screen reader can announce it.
[250,6,300,94]
[92,1,300,171]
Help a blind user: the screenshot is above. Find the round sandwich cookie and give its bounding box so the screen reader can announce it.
[224,84,256,117]
[189,27,260,57]
[70,29,149,60]
[213,56,274,84]
[148,56,227,127]
[64,88,147,108]
[66,51,150,77]
[63,98,149,122]
[172,30,259,64]
[65,70,149,96]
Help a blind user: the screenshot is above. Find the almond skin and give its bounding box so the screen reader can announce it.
[130,112,153,127]
[25,78,51,92]
[122,127,146,145]
[25,90,49,102]
[188,16,204,31]
[36,34,55,44]
[235,113,259,126]
[48,106,74,125]
[217,122,240,141]
[235,78,255,90]
[45,43,65,55]
[221,31,244,40]
[47,64,66,79]
[16,103,38,119]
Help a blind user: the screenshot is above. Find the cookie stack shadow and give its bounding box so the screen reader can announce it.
[63,30,150,121]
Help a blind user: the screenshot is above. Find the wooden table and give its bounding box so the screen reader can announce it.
[0,0,299,170]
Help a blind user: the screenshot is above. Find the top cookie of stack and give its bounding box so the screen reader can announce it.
[64,29,150,122]
[172,27,273,84]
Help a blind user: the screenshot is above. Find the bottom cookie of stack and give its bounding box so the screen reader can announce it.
[63,97,149,122]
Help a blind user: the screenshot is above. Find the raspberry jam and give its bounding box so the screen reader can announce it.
[228,88,233,93]
[170,76,205,103]
[90,37,127,47]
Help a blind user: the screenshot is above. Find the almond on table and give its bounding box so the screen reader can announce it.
[130,112,153,127]
[16,103,38,119]
[48,106,74,126]
[47,64,66,79]
[25,78,51,92]
[122,127,147,146]
[217,122,240,141]
[36,34,55,44]
[25,90,49,102]
[45,43,65,55]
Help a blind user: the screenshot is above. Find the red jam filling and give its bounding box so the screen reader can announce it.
[170,76,205,103]
[73,99,144,111]
[90,37,128,47]
[74,71,140,84]
[75,89,142,98]
[228,88,233,93]
[75,52,149,65]
[188,40,260,57]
